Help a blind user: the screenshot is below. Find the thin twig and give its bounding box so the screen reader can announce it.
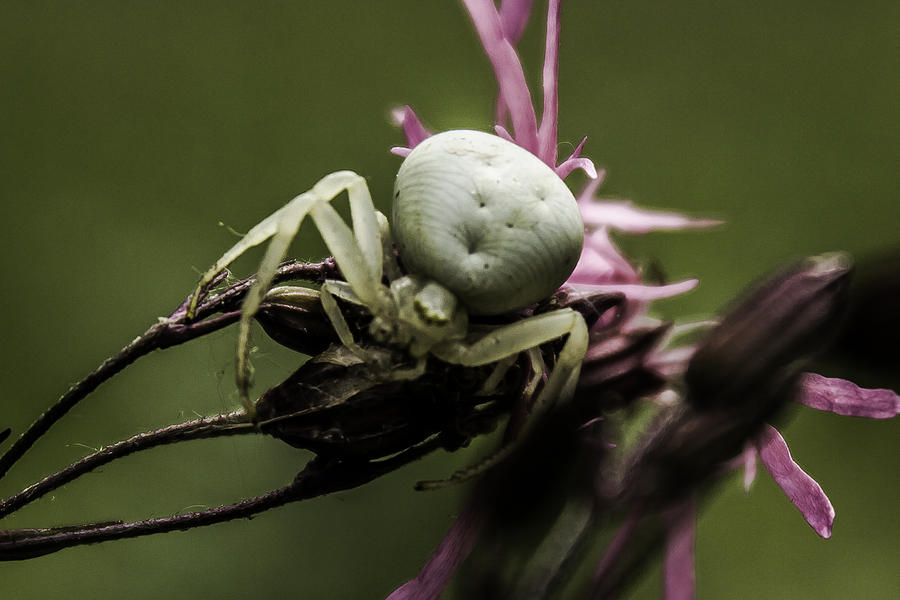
[0,435,440,561]
[0,259,338,481]
[0,411,254,519]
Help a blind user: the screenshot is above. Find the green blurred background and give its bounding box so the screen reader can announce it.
[2,1,897,597]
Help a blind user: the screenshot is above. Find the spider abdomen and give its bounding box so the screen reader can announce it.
[393,130,584,316]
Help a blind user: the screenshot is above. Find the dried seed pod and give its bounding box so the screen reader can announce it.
[255,348,524,460]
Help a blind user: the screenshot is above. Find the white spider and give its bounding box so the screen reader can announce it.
[187,130,589,425]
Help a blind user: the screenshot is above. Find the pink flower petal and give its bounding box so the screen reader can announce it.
[576,176,603,203]
[592,511,641,589]
[390,147,412,157]
[742,444,758,492]
[720,442,759,492]
[493,123,515,143]
[498,0,534,44]
[578,199,723,234]
[567,229,638,285]
[567,279,699,302]
[496,96,510,131]
[391,105,431,148]
[462,0,539,153]
[663,496,696,600]
[568,243,627,285]
[569,136,588,161]
[648,346,697,378]
[579,416,605,429]
[797,373,900,419]
[555,137,599,178]
[536,0,561,165]
[757,425,835,539]
[386,500,484,600]
[555,156,598,180]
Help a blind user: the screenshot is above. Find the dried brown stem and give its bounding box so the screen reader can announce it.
[0,259,338,481]
[0,436,439,561]
[0,411,254,519]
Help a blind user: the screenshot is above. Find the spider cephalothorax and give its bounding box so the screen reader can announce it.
[187,129,589,424]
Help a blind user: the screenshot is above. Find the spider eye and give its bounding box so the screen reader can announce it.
[392,130,584,315]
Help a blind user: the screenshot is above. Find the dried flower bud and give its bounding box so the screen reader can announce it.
[540,286,625,331]
[685,253,852,412]
[618,254,853,509]
[255,286,337,355]
[256,347,523,460]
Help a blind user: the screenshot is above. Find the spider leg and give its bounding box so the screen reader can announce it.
[187,171,387,416]
[419,309,588,489]
[476,346,546,400]
[375,210,404,282]
[523,347,547,403]
[432,308,588,409]
[477,354,519,396]
[318,284,369,361]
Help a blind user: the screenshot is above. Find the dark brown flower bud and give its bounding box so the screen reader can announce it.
[255,346,520,460]
[255,286,338,355]
[685,253,852,412]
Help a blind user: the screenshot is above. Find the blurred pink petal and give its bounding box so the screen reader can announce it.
[386,500,484,600]
[536,0,561,165]
[583,326,656,362]
[663,496,696,600]
[390,147,412,157]
[568,279,699,302]
[499,0,534,44]
[568,243,626,285]
[568,229,638,285]
[576,176,603,202]
[462,0,539,153]
[742,443,758,492]
[391,105,431,148]
[579,416,605,429]
[757,425,835,539]
[579,199,723,234]
[648,346,697,378]
[721,442,759,491]
[593,511,641,589]
[797,373,900,419]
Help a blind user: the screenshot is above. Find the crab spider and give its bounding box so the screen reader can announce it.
[187,130,588,423]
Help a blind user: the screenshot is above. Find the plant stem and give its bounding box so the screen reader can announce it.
[0,411,254,519]
[0,435,438,561]
[0,259,338,481]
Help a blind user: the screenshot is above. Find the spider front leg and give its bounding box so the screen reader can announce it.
[433,308,589,411]
[186,171,389,416]
[417,308,588,489]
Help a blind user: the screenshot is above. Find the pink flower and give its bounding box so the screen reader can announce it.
[395,1,596,179]
[752,375,899,537]
[388,0,717,594]
[662,375,899,600]
[387,3,899,600]
[387,2,714,597]
[394,1,716,316]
